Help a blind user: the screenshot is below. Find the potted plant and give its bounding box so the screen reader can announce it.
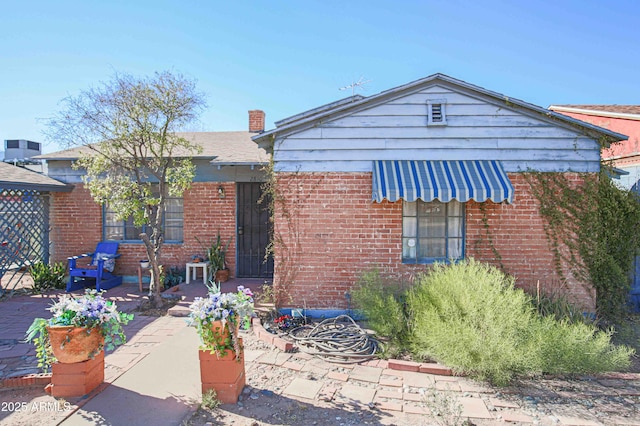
[196,232,233,283]
[24,289,133,372]
[187,285,254,357]
[187,285,254,404]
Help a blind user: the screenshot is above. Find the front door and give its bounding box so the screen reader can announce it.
[236,182,273,278]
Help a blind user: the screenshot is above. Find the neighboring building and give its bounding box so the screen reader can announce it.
[549,105,640,312]
[549,105,640,190]
[2,139,45,174]
[36,111,274,282]
[253,74,626,313]
[0,161,72,291]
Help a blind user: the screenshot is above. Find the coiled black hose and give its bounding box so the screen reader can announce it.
[289,315,380,364]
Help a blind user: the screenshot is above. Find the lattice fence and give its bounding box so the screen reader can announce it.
[0,189,49,293]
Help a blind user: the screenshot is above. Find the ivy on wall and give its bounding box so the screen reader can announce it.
[260,149,325,307]
[523,166,640,320]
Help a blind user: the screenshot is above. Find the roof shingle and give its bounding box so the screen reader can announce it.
[0,162,72,191]
[36,131,269,164]
[552,105,640,115]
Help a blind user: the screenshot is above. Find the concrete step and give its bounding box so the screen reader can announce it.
[167,302,191,317]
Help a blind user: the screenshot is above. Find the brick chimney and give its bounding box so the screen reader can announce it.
[248,110,265,133]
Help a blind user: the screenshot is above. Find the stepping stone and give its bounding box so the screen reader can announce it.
[501,412,535,423]
[554,415,601,426]
[243,349,265,362]
[337,384,376,405]
[283,378,323,400]
[167,304,190,317]
[460,397,493,420]
[402,370,435,387]
[349,365,382,383]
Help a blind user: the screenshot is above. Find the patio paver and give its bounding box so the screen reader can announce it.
[282,377,323,400]
[336,383,377,405]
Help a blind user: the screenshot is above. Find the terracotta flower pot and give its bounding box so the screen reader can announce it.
[215,269,230,283]
[204,320,241,357]
[47,326,104,364]
[199,337,245,404]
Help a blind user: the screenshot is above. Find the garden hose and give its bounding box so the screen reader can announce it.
[288,315,380,364]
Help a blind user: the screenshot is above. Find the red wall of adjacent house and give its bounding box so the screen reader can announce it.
[557,111,640,165]
[50,182,237,279]
[273,172,595,311]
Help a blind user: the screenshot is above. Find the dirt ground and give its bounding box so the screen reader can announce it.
[2,309,640,425]
[185,336,640,426]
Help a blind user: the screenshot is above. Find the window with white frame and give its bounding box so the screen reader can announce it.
[103,196,184,242]
[402,199,464,263]
[427,99,447,126]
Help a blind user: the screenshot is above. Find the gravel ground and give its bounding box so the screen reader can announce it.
[186,334,640,426]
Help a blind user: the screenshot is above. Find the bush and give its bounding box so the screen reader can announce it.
[532,290,593,325]
[532,317,632,375]
[351,269,408,356]
[406,259,633,385]
[163,266,184,289]
[30,262,66,293]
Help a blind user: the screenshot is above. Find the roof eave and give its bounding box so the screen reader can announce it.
[0,182,74,192]
[549,105,640,122]
[208,160,269,166]
[253,73,628,144]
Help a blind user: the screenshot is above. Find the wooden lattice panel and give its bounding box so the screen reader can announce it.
[0,189,49,293]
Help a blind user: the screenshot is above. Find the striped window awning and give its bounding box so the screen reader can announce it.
[372,160,514,204]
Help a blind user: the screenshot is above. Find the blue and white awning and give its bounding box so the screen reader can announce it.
[372,160,514,203]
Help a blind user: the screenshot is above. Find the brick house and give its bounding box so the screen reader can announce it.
[38,111,274,282]
[253,74,626,313]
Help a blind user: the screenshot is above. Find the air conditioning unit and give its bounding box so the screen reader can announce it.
[3,139,41,162]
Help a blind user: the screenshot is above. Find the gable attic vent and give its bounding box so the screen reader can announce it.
[427,99,447,126]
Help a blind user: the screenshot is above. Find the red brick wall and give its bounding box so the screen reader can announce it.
[50,182,237,278]
[273,172,595,311]
[466,173,595,310]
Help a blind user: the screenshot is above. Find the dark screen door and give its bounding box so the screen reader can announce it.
[236,182,273,278]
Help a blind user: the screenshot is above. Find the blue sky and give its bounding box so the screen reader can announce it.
[2,0,639,153]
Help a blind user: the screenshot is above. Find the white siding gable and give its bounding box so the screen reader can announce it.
[272,84,602,173]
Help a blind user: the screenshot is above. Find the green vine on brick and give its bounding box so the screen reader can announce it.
[478,202,504,269]
[260,140,325,307]
[523,165,640,320]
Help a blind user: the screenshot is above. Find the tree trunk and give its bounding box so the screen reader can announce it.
[140,233,164,308]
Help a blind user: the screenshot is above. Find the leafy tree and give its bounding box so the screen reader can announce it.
[47,71,206,307]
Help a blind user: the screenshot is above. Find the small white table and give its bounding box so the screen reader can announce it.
[185,261,210,284]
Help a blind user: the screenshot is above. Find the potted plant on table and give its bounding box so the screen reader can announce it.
[24,289,133,372]
[196,231,233,283]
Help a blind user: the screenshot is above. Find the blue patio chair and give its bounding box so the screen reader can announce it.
[67,242,123,292]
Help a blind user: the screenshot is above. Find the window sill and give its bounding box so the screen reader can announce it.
[106,240,184,245]
[402,258,461,265]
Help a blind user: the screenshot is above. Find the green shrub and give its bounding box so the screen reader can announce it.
[351,269,408,356]
[531,318,632,375]
[532,290,593,325]
[30,261,66,293]
[408,260,537,384]
[406,259,633,385]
